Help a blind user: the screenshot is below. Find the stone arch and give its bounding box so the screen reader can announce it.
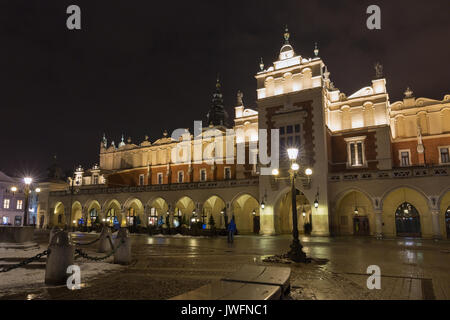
[71,201,83,226]
[203,195,227,229]
[439,189,450,238]
[231,193,260,234]
[381,187,432,237]
[174,196,195,227]
[85,200,101,226]
[274,187,311,234]
[147,197,169,226]
[53,202,66,227]
[103,199,123,227]
[123,197,145,226]
[333,190,374,236]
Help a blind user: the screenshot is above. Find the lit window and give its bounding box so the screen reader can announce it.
[157,173,163,185]
[439,147,449,164]
[279,124,301,159]
[178,171,184,183]
[3,199,10,209]
[224,167,231,180]
[2,216,10,224]
[93,175,99,185]
[16,200,23,210]
[345,136,367,167]
[200,169,207,182]
[139,174,145,186]
[399,150,411,167]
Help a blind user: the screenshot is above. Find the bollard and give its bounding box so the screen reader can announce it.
[113,228,131,265]
[45,230,75,285]
[49,226,62,245]
[98,226,113,253]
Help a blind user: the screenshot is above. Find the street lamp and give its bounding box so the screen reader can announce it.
[273,147,309,262]
[22,177,33,226]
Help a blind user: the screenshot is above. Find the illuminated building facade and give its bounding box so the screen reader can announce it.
[43,29,450,239]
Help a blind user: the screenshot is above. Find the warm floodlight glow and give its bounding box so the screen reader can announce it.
[24,177,32,185]
[314,200,319,208]
[305,168,313,176]
[35,188,41,193]
[261,201,265,210]
[291,163,299,171]
[287,148,299,160]
[11,186,17,192]
[272,168,279,176]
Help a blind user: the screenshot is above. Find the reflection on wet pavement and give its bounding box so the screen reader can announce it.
[1,233,449,300]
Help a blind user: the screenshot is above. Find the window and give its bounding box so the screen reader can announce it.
[139,174,145,186]
[157,173,163,185]
[89,209,98,223]
[399,150,411,166]
[14,216,22,226]
[344,136,367,167]
[127,207,135,225]
[16,200,23,210]
[2,216,9,224]
[3,199,10,209]
[224,167,231,180]
[439,147,450,164]
[93,175,99,185]
[278,124,301,159]
[177,171,184,183]
[200,169,207,182]
[148,207,158,226]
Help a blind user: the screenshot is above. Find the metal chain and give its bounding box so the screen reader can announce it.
[74,238,125,262]
[71,236,101,246]
[0,249,50,273]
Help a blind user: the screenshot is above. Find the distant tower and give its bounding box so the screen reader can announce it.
[206,76,229,127]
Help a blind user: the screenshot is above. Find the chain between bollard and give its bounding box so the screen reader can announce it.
[0,249,51,273]
[71,236,101,246]
[74,238,125,262]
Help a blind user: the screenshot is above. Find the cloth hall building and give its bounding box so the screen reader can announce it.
[40,30,450,239]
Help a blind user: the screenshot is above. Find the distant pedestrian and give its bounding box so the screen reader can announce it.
[227,218,237,243]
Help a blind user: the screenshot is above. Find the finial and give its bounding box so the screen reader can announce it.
[121,134,124,142]
[216,73,221,89]
[404,86,414,98]
[314,42,319,57]
[259,57,264,71]
[163,130,168,137]
[144,134,149,141]
[283,25,290,44]
[127,137,132,144]
[237,90,244,106]
[111,141,115,148]
[374,62,383,78]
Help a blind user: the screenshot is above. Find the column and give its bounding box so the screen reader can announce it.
[374,209,383,239]
[431,209,442,240]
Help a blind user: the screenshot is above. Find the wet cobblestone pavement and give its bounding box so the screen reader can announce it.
[1,233,449,300]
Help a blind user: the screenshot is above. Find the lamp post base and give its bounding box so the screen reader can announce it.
[287,239,310,263]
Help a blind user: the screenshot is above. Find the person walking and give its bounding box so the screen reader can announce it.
[227,218,237,243]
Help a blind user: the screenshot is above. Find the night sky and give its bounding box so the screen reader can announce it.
[0,0,449,179]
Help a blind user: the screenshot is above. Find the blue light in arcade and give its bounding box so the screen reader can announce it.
[202,224,206,229]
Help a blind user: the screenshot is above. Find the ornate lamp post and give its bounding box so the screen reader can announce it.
[272,148,313,262]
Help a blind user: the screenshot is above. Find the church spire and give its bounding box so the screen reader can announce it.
[206,75,228,127]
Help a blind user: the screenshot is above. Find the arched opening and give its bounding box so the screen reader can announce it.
[104,199,122,228]
[232,194,260,234]
[174,196,195,228]
[275,189,311,234]
[71,202,83,227]
[86,200,101,227]
[445,206,450,239]
[395,202,421,237]
[382,187,431,237]
[203,196,226,230]
[124,198,144,227]
[334,190,374,236]
[148,197,169,227]
[53,202,66,227]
